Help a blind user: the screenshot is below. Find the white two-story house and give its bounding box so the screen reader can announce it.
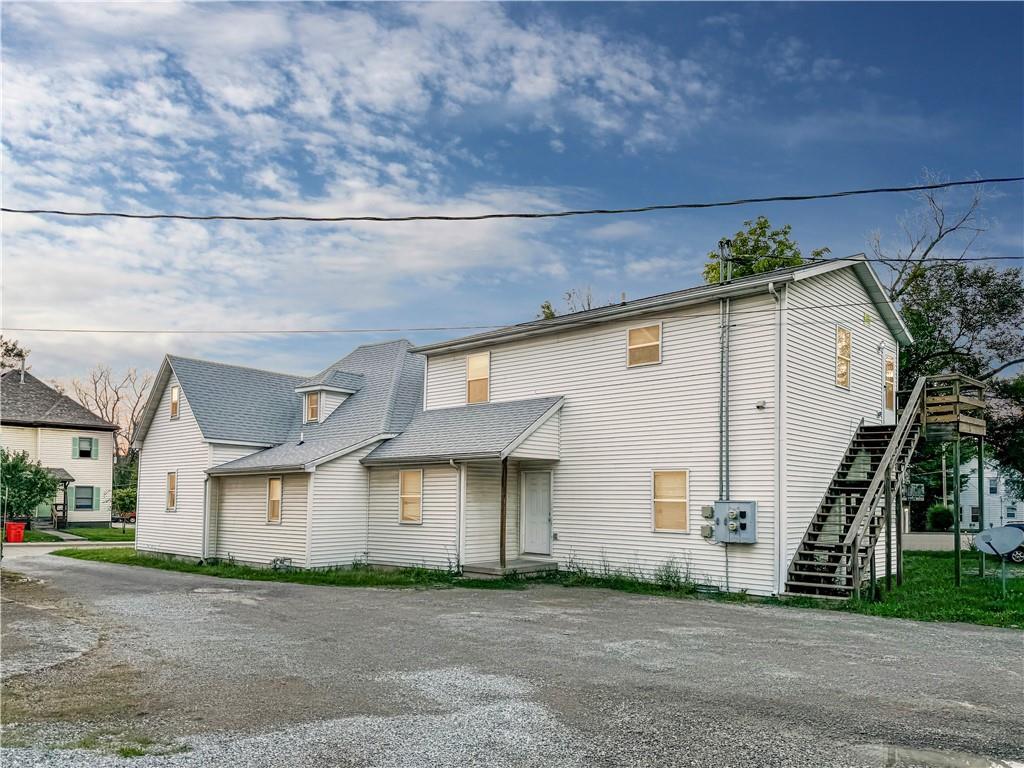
[1,370,118,525]
[134,257,911,596]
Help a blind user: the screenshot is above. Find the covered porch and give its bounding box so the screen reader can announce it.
[361,395,564,574]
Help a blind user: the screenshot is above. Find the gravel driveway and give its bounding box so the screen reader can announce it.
[2,553,1022,767]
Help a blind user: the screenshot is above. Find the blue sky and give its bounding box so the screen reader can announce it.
[2,2,1021,380]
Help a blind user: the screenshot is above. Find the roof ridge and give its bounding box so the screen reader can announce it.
[167,354,307,380]
[380,345,410,433]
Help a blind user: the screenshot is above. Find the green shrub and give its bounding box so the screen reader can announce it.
[927,503,954,531]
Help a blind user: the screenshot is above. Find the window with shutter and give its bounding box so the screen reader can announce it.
[74,486,95,510]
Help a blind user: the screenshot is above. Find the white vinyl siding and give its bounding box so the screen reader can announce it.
[0,425,37,455]
[137,374,207,556]
[309,444,378,568]
[321,391,348,421]
[783,268,899,576]
[425,294,779,595]
[510,410,560,460]
[367,465,459,569]
[213,473,308,565]
[462,461,520,564]
[34,427,114,524]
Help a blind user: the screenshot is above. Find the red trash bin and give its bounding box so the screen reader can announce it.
[4,522,25,543]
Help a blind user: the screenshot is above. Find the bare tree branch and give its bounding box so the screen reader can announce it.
[71,365,153,458]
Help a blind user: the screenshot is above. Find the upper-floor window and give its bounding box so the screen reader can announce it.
[989,477,999,494]
[652,470,688,532]
[399,469,422,524]
[835,327,852,388]
[305,392,320,423]
[266,477,283,524]
[466,352,490,404]
[170,385,180,419]
[75,437,97,459]
[627,324,661,367]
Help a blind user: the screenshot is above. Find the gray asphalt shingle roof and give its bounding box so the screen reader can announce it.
[296,368,365,392]
[205,340,424,474]
[362,396,563,465]
[1,371,118,431]
[167,356,304,446]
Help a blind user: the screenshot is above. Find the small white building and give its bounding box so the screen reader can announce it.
[134,257,912,596]
[959,459,1022,529]
[0,370,118,525]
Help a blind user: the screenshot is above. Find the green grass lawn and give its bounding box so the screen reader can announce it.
[63,526,136,542]
[52,547,1022,627]
[53,547,523,590]
[775,551,1024,628]
[18,529,63,543]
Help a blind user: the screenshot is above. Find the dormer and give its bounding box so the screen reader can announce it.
[294,369,364,424]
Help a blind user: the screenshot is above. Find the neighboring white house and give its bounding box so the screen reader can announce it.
[959,459,1022,529]
[134,257,912,596]
[0,370,119,525]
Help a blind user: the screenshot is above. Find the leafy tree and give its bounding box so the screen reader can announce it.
[0,337,29,372]
[703,216,830,283]
[1,449,58,520]
[538,300,557,320]
[927,503,954,532]
[899,262,1024,503]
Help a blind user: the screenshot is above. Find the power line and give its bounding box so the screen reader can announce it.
[3,176,1021,224]
[1,297,921,336]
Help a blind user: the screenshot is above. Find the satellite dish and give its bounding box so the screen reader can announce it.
[974,526,1024,557]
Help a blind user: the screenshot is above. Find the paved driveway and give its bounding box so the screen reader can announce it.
[2,553,1022,767]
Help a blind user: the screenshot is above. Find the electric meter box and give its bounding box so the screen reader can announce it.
[712,500,757,544]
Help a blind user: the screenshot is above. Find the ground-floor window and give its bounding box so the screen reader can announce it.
[74,485,95,510]
[652,470,688,532]
[399,469,422,524]
[266,477,282,524]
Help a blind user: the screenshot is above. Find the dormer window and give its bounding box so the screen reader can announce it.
[304,392,320,423]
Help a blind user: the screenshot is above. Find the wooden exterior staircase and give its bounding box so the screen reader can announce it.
[786,377,927,599]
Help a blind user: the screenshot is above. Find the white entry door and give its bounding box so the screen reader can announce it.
[882,351,897,425]
[521,471,552,555]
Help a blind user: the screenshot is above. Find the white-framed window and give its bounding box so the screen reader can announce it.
[884,355,895,410]
[466,352,490,404]
[835,327,852,389]
[399,469,423,524]
[627,323,662,367]
[652,469,688,532]
[166,471,177,511]
[266,476,283,524]
[170,385,180,419]
[989,477,999,495]
[305,391,320,423]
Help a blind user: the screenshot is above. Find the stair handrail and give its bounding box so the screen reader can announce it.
[842,375,927,551]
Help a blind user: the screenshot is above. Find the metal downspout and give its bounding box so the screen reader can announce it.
[768,281,784,593]
[450,459,462,569]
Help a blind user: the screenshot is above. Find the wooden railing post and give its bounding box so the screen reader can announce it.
[884,464,893,593]
[895,484,904,586]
